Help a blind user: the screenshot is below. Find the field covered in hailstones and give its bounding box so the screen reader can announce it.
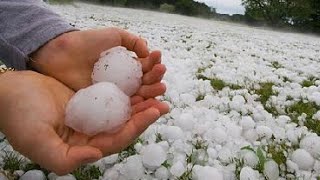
[1,2,320,180]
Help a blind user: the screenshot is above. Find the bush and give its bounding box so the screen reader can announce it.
[159,3,175,13]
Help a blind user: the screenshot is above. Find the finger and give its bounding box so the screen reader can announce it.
[142,64,166,85]
[90,107,161,155]
[116,28,149,58]
[140,51,162,73]
[153,102,170,115]
[132,99,169,115]
[26,128,102,175]
[136,83,166,99]
[131,96,144,105]
[131,98,159,114]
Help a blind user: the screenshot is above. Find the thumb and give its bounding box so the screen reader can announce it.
[29,128,103,175]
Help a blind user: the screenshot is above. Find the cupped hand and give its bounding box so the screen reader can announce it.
[30,28,166,99]
[0,71,169,175]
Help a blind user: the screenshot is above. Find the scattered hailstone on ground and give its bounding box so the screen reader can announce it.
[20,170,46,180]
[291,149,315,170]
[300,135,320,158]
[120,155,145,180]
[240,167,259,180]
[155,166,170,180]
[170,161,186,177]
[192,165,223,180]
[142,143,167,170]
[92,46,143,96]
[263,160,279,180]
[242,151,259,168]
[65,82,131,136]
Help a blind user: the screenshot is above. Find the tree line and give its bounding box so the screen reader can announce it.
[81,0,216,17]
[242,0,320,33]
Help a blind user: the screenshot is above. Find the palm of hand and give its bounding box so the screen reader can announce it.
[0,71,168,174]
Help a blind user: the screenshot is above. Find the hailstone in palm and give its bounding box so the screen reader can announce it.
[65,82,131,136]
[65,46,145,136]
[92,46,143,96]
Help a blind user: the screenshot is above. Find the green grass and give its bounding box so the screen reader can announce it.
[255,82,278,115]
[23,163,49,176]
[196,74,242,90]
[72,165,102,180]
[156,133,163,143]
[117,138,143,162]
[196,94,205,101]
[286,100,320,135]
[2,151,25,173]
[271,61,283,69]
[267,142,287,166]
[192,139,208,150]
[234,158,245,180]
[302,77,318,87]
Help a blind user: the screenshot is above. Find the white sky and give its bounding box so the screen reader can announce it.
[196,0,245,15]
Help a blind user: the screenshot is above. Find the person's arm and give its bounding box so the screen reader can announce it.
[0,0,77,70]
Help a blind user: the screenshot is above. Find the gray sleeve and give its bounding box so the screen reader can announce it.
[0,0,77,70]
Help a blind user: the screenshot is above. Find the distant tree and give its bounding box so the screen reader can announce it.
[242,0,319,32]
[160,3,175,13]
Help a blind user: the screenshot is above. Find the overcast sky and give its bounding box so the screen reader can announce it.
[195,0,245,15]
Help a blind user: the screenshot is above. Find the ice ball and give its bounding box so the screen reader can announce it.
[92,46,143,96]
[65,82,131,136]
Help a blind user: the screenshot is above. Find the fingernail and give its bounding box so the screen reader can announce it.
[82,157,99,164]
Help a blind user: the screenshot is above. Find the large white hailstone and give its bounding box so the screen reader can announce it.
[102,154,119,165]
[256,126,273,139]
[20,170,46,180]
[204,127,227,144]
[155,166,170,180]
[300,135,320,158]
[142,143,167,170]
[240,167,258,180]
[160,126,184,142]
[242,151,259,168]
[92,46,143,96]
[175,113,195,131]
[240,116,255,130]
[65,82,131,136]
[230,95,246,112]
[170,161,186,177]
[243,129,258,142]
[263,160,279,180]
[192,165,223,180]
[291,149,315,170]
[120,155,145,180]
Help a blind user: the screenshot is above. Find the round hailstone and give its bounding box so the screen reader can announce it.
[65,82,131,136]
[263,160,279,180]
[56,175,77,180]
[120,155,145,180]
[170,161,185,177]
[291,149,315,170]
[20,170,46,180]
[142,143,167,170]
[92,46,143,96]
[242,151,259,168]
[155,166,170,180]
[192,165,223,180]
[240,116,255,130]
[240,167,258,180]
[300,135,320,158]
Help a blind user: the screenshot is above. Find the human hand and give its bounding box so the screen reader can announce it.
[0,71,169,175]
[30,28,166,99]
